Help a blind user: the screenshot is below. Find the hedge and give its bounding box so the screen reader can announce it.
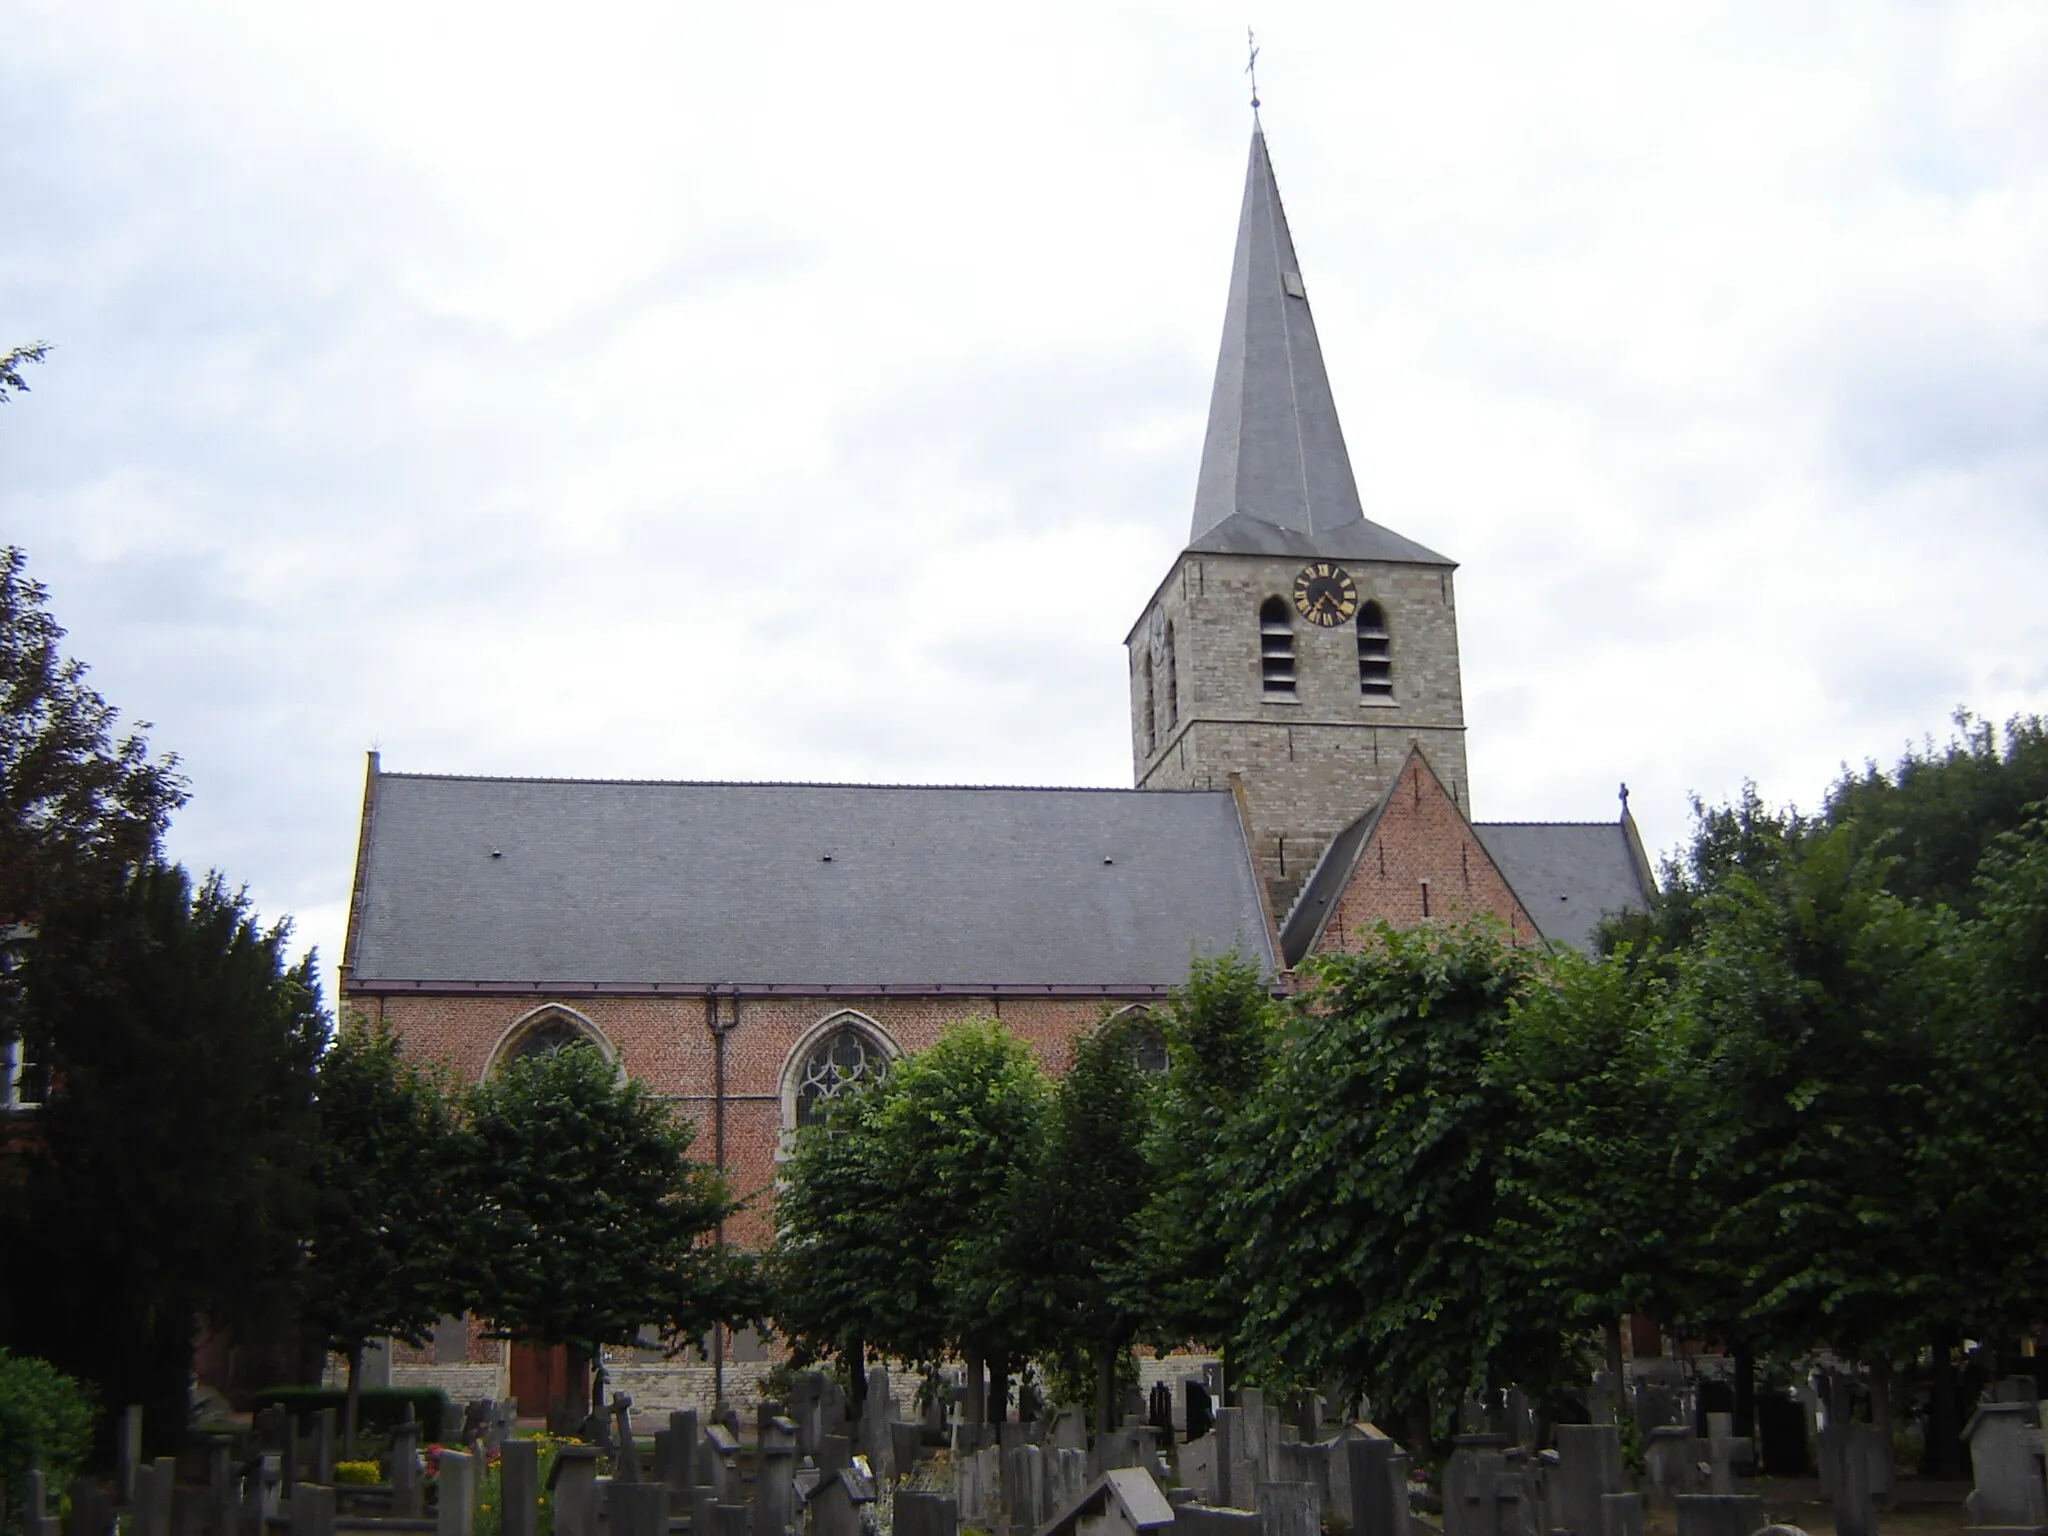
[0,1349,96,1536]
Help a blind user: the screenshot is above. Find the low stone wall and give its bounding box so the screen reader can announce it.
[390,1364,505,1402]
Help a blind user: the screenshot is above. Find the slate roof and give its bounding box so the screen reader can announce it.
[1472,821,1655,954]
[1187,124,1451,568]
[345,769,1276,991]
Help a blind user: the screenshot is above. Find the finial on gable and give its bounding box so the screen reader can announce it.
[1619,782,1631,812]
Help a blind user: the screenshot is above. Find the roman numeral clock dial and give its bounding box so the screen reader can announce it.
[1292,563,1358,627]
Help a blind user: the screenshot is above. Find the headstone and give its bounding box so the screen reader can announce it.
[1442,1435,1527,1536]
[1342,1435,1408,1536]
[388,1421,422,1518]
[500,1439,539,1536]
[1273,1442,1329,1524]
[1643,1427,1704,1504]
[751,1414,798,1536]
[131,1462,169,1536]
[117,1404,146,1505]
[1216,1408,1244,1509]
[548,1446,603,1536]
[67,1480,110,1536]
[1998,1379,2042,1407]
[1673,1495,1765,1536]
[1257,1483,1320,1536]
[1178,1434,1220,1505]
[1601,1493,1644,1536]
[1552,1425,1624,1536]
[1833,1423,1880,1536]
[703,1425,740,1502]
[892,1422,925,1478]
[1757,1397,1810,1476]
[1005,1442,1048,1533]
[24,1471,56,1536]
[1050,1447,1089,1515]
[289,1485,334,1536]
[708,1508,749,1536]
[1963,1401,2048,1534]
[862,1366,893,1479]
[790,1374,825,1459]
[437,1450,477,1536]
[894,1491,959,1536]
[610,1396,640,1483]
[1053,1407,1088,1452]
[1186,1380,1216,1443]
[208,1440,236,1536]
[610,1483,666,1536]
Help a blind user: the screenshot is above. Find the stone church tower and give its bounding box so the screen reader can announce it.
[1128,124,1471,917]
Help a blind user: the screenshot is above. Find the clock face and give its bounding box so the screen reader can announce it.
[1292,562,1358,627]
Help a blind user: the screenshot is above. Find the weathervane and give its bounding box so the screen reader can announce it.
[1246,27,1261,113]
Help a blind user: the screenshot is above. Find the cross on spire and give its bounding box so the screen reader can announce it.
[1246,27,1261,113]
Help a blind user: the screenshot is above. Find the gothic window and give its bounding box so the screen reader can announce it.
[1,1034,45,1112]
[1142,652,1156,755]
[1357,601,1392,698]
[793,1020,886,1128]
[1109,1006,1170,1075]
[487,1006,614,1077]
[1163,622,1178,728]
[1260,596,1295,694]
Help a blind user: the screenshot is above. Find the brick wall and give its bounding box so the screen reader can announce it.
[1309,750,1537,955]
[346,990,1148,1250]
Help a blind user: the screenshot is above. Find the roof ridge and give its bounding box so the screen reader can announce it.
[376,770,1233,795]
[1473,819,1627,829]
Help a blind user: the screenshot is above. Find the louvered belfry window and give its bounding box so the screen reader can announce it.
[1357,601,1392,698]
[1260,596,1295,694]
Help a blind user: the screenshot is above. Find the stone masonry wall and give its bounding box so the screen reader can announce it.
[1128,553,1469,913]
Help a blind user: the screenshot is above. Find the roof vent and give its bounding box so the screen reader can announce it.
[821,854,834,862]
[1103,856,1115,865]
[490,850,502,859]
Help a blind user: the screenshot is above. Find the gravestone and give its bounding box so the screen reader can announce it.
[1673,1495,1764,1536]
[862,1366,893,1477]
[66,1480,110,1536]
[24,1471,59,1536]
[1962,1401,2048,1535]
[1757,1397,1810,1476]
[500,1438,539,1536]
[1152,1383,1179,1446]
[1186,1380,1216,1443]
[708,1507,750,1536]
[894,1491,958,1536]
[311,1410,336,1485]
[1273,1441,1328,1525]
[548,1445,603,1536]
[891,1421,924,1478]
[703,1424,740,1502]
[208,1440,236,1536]
[791,1373,825,1459]
[1643,1427,1704,1504]
[1342,1436,1408,1536]
[1256,1483,1319,1536]
[1551,1424,1624,1536]
[134,1458,176,1536]
[437,1450,477,1536]
[119,1404,146,1505]
[1050,1447,1090,1515]
[1442,1435,1528,1536]
[1504,1390,1534,1450]
[1832,1423,1881,1536]
[1179,1432,1220,1504]
[1005,1442,1049,1532]
[289,1485,334,1536]
[611,1396,640,1483]
[609,1483,666,1536]
[1601,1493,1644,1536]
[751,1414,798,1536]
[388,1421,423,1518]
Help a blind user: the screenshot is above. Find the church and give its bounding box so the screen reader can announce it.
[339,121,1654,1402]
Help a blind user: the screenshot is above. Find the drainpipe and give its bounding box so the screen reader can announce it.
[707,988,734,1405]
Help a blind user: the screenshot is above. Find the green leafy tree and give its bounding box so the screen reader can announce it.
[0,547,187,1045]
[1131,955,1277,1383]
[1220,923,1543,1445]
[1489,946,1697,1398]
[0,865,326,1454]
[459,1042,743,1408]
[304,1020,469,1450]
[772,1020,1047,1417]
[954,1012,1158,1430]
[0,1347,95,1536]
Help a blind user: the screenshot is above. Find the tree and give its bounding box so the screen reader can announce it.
[1489,946,1698,1401]
[458,1041,741,1408]
[304,1019,469,1451]
[0,547,187,1045]
[0,865,326,1454]
[1131,954,1277,1383]
[772,1020,1047,1418]
[1220,922,1544,1445]
[0,344,49,404]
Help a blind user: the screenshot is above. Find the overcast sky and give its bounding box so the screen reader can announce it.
[6,1,2045,1000]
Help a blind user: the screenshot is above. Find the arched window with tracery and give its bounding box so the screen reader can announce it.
[1142,652,1156,755]
[1260,596,1295,695]
[785,1013,894,1130]
[1107,1005,1170,1076]
[485,1006,616,1078]
[1357,601,1392,698]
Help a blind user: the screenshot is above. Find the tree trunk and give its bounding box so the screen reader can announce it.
[1222,1340,1237,1410]
[964,1353,986,1426]
[346,1343,365,1457]
[1604,1318,1626,1425]
[1734,1345,1756,1439]
[990,1355,1010,1424]
[1869,1359,1896,1493]
[1928,1338,1963,1480]
[1094,1350,1116,1437]
[847,1341,866,1425]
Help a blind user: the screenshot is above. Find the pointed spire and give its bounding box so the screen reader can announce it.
[1188,125,1450,566]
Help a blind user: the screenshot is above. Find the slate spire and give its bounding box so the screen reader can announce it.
[1187,125,1449,565]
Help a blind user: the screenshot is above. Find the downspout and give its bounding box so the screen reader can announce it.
[708,988,734,1406]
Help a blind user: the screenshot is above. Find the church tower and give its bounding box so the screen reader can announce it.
[1129,123,1470,918]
